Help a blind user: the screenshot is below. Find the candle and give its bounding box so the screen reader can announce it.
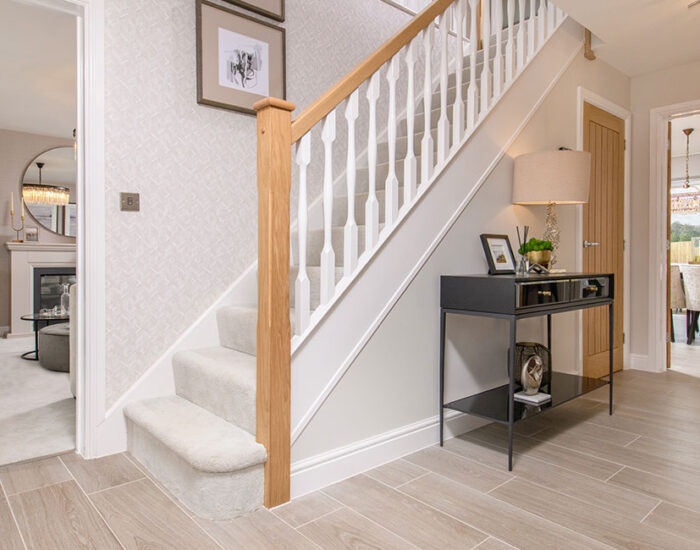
[10,192,13,216]
[21,197,24,219]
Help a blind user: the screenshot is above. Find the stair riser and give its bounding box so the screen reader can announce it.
[173,351,256,434]
[217,308,256,356]
[127,421,263,520]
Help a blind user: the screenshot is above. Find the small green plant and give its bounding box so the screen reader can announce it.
[518,237,553,255]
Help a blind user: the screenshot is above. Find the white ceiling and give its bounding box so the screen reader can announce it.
[0,0,76,138]
[552,0,700,77]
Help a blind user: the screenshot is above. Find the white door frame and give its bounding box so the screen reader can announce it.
[649,99,700,372]
[23,0,106,458]
[575,87,631,373]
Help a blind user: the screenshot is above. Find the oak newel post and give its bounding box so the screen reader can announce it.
[254,97,295,508]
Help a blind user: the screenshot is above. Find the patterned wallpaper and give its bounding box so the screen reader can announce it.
[104,0,410,407]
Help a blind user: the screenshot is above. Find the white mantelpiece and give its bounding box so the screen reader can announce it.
[4,242,76,338]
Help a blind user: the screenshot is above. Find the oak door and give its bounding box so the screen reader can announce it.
[582,102,625,378]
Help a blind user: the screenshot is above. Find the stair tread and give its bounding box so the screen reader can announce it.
[124,395,266,473]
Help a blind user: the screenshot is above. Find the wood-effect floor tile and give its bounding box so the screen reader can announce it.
[364,458,427,488]
[475,537,517,550]
[272,490,342,528]
[0,487,25,550]
[197,508,317,550]
[444,436,659,522]
[403,446,513,493]
[61,452,144,494]
[399,473,609,550]
[322,474,487,550]
[90,478,219,550]
[0,457,71,496]
[298,507,417,550]
[9,480,121,550]
[490,477,698,550]
[643,500,700,543]
[608,466,700,513]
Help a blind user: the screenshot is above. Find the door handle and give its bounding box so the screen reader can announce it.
[583,241,601,248]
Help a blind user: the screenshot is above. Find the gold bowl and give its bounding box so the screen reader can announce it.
[527,250,552,269]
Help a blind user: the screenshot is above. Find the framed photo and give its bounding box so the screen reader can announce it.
[480,234,516,275]
[25,226,38,242]
[196,0,286,115]
[222,0,284,22]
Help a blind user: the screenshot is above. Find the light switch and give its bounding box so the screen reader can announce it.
[120,192,140,212]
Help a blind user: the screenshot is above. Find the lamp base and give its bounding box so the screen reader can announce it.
[543,202,559,268]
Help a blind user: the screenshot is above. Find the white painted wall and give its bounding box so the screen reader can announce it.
[103,0,412,408]
[629,59,700,366]
[291,52,630,466]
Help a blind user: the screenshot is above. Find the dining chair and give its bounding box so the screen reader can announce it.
[680,265,700,345]
[670,264,686,343]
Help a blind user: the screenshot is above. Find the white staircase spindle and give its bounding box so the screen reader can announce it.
[493,0,504,98]
[467,0,479,129]
[480,0,492,113]
[365,72,381,252]
[526,0,535,62]
[537,0,546,49]
[295,134,311,334]
[518,0,527,69]
[421,25,434,186]
[404,38,418,206]
[437,11,450,164]
[385,56,400,226]
[547,0,555,36]
[505,0,515,84]
[343,91,359,277]
[320,111,336,306]
[452,0,466,146]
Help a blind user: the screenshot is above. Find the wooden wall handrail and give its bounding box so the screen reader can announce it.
[290,0,454,143]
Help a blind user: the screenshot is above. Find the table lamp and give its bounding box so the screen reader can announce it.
[512,150,591,268]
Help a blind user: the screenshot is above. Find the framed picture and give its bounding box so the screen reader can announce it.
[480,234,516,275]
[196,0,286,115]
[222,0,284,22]
[25,226,38,242]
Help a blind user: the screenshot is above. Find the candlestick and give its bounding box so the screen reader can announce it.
[10,195,24,243]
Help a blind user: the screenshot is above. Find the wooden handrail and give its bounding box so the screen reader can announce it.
[290,0,454,143]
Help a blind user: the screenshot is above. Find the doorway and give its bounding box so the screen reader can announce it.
[0,0,80,465]
[667,113,700,375]
[581,102,625,378]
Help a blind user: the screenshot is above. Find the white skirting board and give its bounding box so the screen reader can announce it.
[289,411,489,500]
[629,353,657,372]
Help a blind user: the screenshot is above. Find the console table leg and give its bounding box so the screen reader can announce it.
[609,302,614,415]
[508,317,516,471]
[439,309,446,446]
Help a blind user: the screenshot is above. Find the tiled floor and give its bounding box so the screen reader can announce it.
[2,368,700,548]
[671,312,700,376]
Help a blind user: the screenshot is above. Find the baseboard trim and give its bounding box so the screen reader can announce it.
[629,353,657,372]
[289,411,488,499]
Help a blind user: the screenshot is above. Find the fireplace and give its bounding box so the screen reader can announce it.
[33,268,77,314]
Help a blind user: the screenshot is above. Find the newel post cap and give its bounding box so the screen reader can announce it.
[254,97,296,112]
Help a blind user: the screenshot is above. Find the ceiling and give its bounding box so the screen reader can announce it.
[0,0,76,138]
[552,0,700,77]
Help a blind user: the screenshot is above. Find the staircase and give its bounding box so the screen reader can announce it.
[124,0,574,518]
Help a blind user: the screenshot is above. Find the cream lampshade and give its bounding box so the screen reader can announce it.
[512,150,592,268]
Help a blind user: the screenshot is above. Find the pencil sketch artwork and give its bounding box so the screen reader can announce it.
[218,27,270,96]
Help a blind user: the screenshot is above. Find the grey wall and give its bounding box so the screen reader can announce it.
[292,52,631,462]
[103,0,412,407]
[0,128,74,331]
[629,59,700,360]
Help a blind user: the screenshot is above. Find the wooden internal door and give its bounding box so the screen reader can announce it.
[583,102,625,378]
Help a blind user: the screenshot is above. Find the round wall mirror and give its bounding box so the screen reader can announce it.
[21,147,77,237]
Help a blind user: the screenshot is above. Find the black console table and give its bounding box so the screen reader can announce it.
[439,272,614,470]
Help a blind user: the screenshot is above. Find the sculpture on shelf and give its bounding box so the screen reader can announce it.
[521,355,544,395]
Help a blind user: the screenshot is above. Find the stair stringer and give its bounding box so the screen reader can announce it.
[290,18,584,444]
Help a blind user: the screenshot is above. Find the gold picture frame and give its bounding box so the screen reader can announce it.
[196,0,286,115]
